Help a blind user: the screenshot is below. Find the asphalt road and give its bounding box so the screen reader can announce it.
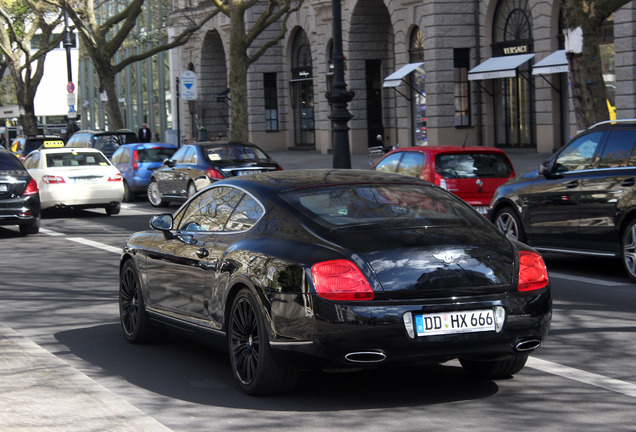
[2,170,636,430]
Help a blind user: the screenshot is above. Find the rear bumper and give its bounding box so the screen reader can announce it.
[268,290,552,369]
[0,195,40,226]
[41,184,124,209]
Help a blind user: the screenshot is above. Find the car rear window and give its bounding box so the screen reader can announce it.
[205,145,269,162]
[46,151,111,167]
[0,153,25,171]
[138,147,177,162]
[282,183,482,228]
[435,153,513,179]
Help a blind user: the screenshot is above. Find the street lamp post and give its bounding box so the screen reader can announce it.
[63,4,77,137]
[327,0,354,169]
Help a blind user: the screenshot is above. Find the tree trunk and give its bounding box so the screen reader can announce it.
[9,65,39,135]
[228,7,250,143]
[97,64,126,131]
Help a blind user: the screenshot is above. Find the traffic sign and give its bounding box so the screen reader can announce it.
[67,82,75,93]
[181,71,198,100]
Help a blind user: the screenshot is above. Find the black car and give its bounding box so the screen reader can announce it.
[0,148,40,235]
[488,119,636,280]
[66,129,139,159]
[146,141,282,207]
[120,170,552,395]
[10,135,66,161]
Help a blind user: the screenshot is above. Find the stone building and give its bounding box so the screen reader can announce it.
[169,0,636,154]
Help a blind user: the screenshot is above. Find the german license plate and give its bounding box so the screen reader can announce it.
[73,177,98,184]
[474,206,489,215]
[237,169,262,176]
[0,184,7,192]
[415,309,495,337]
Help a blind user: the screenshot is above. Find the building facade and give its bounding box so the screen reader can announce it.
[169,0,636,155]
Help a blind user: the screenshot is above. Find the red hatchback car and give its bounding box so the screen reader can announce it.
[372,146,515,215]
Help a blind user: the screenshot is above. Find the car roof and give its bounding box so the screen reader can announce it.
[215,169,432,194]
[117,142,177,149]
[36,147,106,154]
[386,145,509,155]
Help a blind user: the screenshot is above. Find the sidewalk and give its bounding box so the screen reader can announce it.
[0,147,551,431]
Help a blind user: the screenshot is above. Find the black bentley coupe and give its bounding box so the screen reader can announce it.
[119,170,552,395]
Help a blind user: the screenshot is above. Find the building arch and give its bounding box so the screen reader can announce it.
[199,30,228,140]
[288,27,315,148]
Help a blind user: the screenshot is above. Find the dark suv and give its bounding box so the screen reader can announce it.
[66,129,139,158]
[10,135,65,161]
[488,119,636,280]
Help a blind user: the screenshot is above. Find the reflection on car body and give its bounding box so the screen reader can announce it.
[119,169,551,395]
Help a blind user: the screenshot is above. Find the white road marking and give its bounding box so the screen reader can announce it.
[527,357,636,398]
[67,237,122,254]
[39,228,65,236]
[549,271,624,287]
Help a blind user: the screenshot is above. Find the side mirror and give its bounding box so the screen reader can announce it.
[164,158,175,167]
[150,214,173,231]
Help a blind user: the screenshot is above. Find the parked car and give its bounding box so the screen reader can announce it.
[66,129,139,159]
[0,148,40,235]
[10,135,66,161]
[22,147,124,215]
[488,119,636,281]
[147,141,282,207]
[111,143,178,202]
[119,169,552,395]
[371,146,515,215]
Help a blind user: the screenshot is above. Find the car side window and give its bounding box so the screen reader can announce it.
[225,193,264,231]
[375,153,402,173]
[171,146,188,163]
[183,147,197,164]
[555,132,603,173]
[177,186,244,232]
[598,130,636,168]
[396,152,425,178]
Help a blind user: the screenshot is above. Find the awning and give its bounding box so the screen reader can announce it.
[468,54,535,81]
[532,50,568,75]
[383,62,424,87]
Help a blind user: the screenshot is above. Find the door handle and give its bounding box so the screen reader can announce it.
[566,180,579,188]
[196,248,209,258]
[621,178,635,187]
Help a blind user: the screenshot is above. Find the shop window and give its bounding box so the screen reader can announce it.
[264,73,279,132]
[454,48,471,127]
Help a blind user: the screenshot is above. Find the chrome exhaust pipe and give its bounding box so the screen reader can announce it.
[514,339,541,352]
[344,351,387,364]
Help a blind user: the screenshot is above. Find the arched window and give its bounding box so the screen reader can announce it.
[290,29,315,148]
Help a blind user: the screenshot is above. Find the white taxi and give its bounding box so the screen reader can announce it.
[22,148,124,215]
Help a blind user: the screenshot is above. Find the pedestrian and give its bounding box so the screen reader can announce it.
[138,123,152,142]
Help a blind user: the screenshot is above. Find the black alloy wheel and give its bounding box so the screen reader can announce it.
[119,260,154,344]
[106,202,121,215]
[228,288,298,395]
[494,207,526,243]
[622,219,636,281]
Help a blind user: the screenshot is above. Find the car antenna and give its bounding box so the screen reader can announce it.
[462,134,468,148]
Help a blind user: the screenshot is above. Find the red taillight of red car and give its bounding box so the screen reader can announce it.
[276,165,283,171]
[23,178,39,195]
[42,175,65,184]
[206,167,224,179]
[132,150,139,171]
[108,173,122,182]
[518,251,549,292]
[311,260,374,301]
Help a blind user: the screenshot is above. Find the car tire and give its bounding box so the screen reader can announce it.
[494,207,526,243]
[147,179,168,207]
[621,219,636,281]
[19,215,40,236]
[105,202,121,215]
[228,288,299,395]
[123,181,135,202]
[119,259,155,344]
[460,354,528,379]
[187,181,197,199]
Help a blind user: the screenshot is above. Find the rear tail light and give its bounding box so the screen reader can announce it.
[276,165,283,171]
[311,260,374,301]
[108,173,122,182]
[42,175,65,184]
[206,167,224,179]
[24,178,39,195]
[518,251,549,291]
[132,150,139,171]
[433,172,447,190]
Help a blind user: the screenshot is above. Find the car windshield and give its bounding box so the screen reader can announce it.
[93,135,121,151]
[204,145,269,163]
[46,151,110,167]
[0,153,25,171]
[282,183,482,228]
[435,153,513,179]
[120,132,139,144]
[138,147,177,162]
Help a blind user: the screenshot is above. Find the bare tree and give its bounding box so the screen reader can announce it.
[561,0,631,129]
[204,0,304,142]
[45,0,219,131]
[0,1,64,135]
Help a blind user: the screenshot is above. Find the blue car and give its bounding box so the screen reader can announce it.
[111,143,178,201]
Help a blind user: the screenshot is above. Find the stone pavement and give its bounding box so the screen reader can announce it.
[0,147,551,431]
